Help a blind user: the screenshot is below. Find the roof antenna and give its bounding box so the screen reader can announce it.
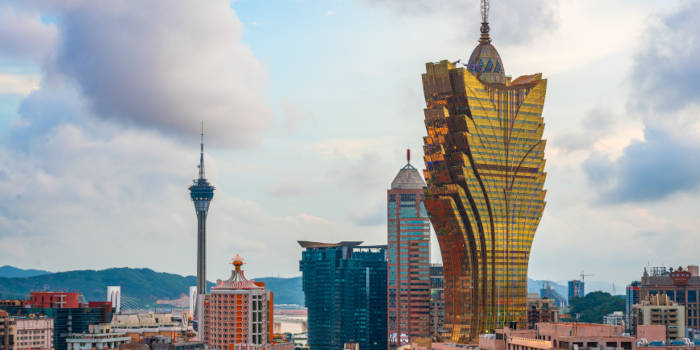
[199,121,205,179]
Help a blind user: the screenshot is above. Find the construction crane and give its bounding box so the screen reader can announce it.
[580,271,593,282]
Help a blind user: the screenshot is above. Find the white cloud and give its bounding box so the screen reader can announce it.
[0,74,40,94]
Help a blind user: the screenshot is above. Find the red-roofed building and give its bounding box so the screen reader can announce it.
[203,255,276,349]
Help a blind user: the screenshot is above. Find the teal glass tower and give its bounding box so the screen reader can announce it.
[190,129,215,296]
[298,241,387,350]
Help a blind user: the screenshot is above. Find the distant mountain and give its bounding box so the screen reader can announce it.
[527,278,567,299]
[0,265,51,278]
[0,268,211,308]
[0,267,304,309]
[255,276,303,306]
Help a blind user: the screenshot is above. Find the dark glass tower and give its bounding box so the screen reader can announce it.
[298,241,387,350]
[189,129,215,296]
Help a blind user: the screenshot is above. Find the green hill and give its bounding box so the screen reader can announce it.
[0,266,303,308]
[566,291,626,323]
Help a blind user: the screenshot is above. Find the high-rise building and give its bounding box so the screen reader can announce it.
[189,128,215,297]
[387,149,431,346]
[639,265,700,331]
[626,281,640,332]
[568,280,584,302]
[298,241,387,350]
[202,255,274,348]
[420,0,547,342]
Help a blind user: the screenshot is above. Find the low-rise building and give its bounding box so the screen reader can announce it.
[110,313,190,343]
[526,295,559,329]
[15,316,53,350]
[65,324,130,350]
[603,311,625,327]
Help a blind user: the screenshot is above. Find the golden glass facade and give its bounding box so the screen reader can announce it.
[421,43,547,341]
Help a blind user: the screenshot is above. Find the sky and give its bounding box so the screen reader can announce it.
[1,0,700,290]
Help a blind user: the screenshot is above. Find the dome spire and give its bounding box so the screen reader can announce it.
[480,0,491,43]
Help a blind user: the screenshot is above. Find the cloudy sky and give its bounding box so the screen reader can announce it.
[1,0,699,289]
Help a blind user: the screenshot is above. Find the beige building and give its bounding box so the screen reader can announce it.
[632,294,685,341]
[0,311,17,350]
[526,296,559,330]
[15,316,53,350]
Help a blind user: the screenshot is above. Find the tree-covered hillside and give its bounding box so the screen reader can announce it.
[567,291,626,323]
[0,267,303,309]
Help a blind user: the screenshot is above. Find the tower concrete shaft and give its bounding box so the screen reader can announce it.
[196,210,207,294]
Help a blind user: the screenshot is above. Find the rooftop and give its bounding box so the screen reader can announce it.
[297,241,363,248]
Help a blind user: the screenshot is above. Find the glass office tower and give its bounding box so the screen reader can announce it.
[299,241,387,350]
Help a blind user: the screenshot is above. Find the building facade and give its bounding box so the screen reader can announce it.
[28,293,80,309]
[526,297,558,330]
[430,265,446,339]
[626,282,640,332]
[420,2,547,342]
[0,311,16,350]
[15,317,53,350]
[603,311,625,327]
[568,281,584,302]
[202,255,273,349]
[632,294,685,341]
[0,302,113,350]
[299,241,387,350]
[387,150,432,346]
[65,324,130,350]
[639,265,700,332]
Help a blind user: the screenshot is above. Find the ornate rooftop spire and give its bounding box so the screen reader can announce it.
[480,0,491,43]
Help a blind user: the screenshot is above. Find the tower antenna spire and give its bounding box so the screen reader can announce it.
[480,0,491,43]
[199,121,205,179]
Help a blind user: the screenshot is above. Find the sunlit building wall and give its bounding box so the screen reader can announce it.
[420,6,547,342]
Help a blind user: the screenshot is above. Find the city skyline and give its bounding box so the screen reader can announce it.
[0,0,699,285]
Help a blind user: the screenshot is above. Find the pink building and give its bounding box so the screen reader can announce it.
[203,255,274,349]
[414,323,699,350]
[15,316,53,350]
[388,150,431,346]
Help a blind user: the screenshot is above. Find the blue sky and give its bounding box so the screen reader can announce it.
[1,0,699,291]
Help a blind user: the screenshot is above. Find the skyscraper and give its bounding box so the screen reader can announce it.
[298,241,387,350]
[387,150,431,346]
[189,127,215,296]
[420,0,548,342]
